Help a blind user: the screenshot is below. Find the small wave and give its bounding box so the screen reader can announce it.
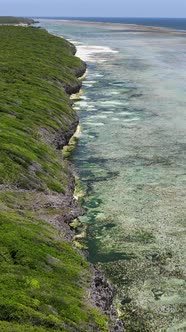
[90,114,108,119]
[80,95,90,100]
[100,100,123,106]
[82,83,95,88]
[110,91,120,95]
[84,80,97,84]
[123,117,140,122]
[93,73,104,77]
[112,118,120,121]
[76,101,89,107]
[117,111,132,116]
[83,80,98,87]
[85,122,105,126]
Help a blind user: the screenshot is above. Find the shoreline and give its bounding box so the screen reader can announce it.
[0,24,123,331]
[62,52,124,332]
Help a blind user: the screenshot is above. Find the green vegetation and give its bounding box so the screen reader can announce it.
[0,210,108,331]
[0,26,108,331]
[0,16,36,25]
[0,25,85,192]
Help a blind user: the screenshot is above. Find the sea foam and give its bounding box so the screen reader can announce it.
[76,45,118,63]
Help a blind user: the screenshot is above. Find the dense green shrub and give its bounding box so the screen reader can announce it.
[0,25,85,192]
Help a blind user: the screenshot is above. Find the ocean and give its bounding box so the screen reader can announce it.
[39,19,186,331]
[37,17,186,31]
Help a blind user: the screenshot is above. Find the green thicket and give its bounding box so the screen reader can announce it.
[0,26,108,331]
[0,26,84,192]
[0,16,35,25]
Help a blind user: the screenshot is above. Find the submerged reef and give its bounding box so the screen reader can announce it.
[0,25,123,331]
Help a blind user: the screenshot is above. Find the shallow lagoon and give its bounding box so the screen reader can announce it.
[40,20,186,331]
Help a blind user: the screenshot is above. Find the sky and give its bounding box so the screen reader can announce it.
[0,0,186,18]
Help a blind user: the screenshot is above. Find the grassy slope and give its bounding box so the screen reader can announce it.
[0,26,108,331]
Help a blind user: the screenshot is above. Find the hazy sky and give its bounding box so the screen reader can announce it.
[1,0,186,18]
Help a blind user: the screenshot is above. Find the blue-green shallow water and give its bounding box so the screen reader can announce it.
[40,20,186,331]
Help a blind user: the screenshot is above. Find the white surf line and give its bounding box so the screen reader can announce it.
[76,45,119,63]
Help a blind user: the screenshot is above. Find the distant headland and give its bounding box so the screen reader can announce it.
[0,16,38,25]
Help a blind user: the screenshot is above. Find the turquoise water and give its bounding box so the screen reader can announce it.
[40,20,186,331]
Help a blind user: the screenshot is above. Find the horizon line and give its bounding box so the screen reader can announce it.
[32,16,186,19]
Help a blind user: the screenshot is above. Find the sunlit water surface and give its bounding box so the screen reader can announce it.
[40,20,186,331]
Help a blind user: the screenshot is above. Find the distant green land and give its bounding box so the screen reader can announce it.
[0,25,108,331]
[0,16,36,25]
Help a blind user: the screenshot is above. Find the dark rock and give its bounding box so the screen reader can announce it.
[152,288,164,300]
[52,61,86,150]
[121,297,132,305]
[53,116,79,150]
[90,267,124,331]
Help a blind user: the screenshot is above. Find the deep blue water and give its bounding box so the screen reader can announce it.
[37,17,186,31]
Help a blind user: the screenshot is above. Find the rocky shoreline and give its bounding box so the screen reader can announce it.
[55,162,124,331]
[90,268,124,332]
[57,48,124,331]
[53,159,124,331]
